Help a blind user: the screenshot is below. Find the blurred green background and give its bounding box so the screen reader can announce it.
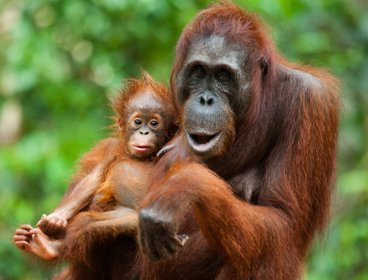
[0,0,367,279]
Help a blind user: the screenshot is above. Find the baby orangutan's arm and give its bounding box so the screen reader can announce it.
[37,164,105,239]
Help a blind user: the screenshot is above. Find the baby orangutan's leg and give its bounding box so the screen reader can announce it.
[13,224,60,261]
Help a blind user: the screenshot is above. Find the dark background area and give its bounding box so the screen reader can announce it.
[0,0,367,279]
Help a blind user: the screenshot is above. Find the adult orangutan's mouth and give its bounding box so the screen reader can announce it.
[186,131,221,153]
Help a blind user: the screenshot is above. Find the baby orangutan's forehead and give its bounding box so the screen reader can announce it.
[128,91,164,114]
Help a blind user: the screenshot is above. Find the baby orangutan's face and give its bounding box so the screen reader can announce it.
[121,92,169,159]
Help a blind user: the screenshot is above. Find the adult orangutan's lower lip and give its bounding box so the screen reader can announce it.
[187,132,221,153]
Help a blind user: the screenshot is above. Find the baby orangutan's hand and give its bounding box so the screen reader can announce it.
[37,213,68,239]
[13,224,60,261]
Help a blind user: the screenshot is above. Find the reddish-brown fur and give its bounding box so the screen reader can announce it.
[57,73,177,276]
[56,74,177,278]
[65,72,175,199]
[14,73,177,279]
[134,2,340,280]
[21,3,339,280]
[35,72,176,235]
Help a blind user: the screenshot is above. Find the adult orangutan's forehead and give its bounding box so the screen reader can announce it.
[185,35,247,69]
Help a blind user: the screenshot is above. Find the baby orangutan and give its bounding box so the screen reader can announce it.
[13,73,176,261]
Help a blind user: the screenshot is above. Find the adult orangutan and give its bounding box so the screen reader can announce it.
[137,2,340,280]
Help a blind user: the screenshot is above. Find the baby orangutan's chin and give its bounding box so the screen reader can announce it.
[129,144,156,159]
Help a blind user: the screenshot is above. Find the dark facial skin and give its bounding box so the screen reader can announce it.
[138,37,253,262]
[121,92,168,159]
[176,35,251,159]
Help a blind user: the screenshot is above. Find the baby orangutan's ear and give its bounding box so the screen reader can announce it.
[118,118,124,130]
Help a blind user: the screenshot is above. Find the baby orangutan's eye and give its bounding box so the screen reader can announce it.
[150,120,159,127]
[134,119,142,126]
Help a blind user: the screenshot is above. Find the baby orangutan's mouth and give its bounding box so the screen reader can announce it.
[187,131,221,153]
[132,145,153,153]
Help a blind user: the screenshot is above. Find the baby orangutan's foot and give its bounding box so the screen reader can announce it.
[13,224,60,261]
[37,213,68,239]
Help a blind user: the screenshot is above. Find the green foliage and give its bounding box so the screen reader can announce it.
[0,0,367,279]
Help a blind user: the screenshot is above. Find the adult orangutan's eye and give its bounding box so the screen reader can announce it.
[191,65,207,79]
[216,68,232,82]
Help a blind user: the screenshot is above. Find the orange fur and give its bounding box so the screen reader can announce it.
[35,73,177,279]
[49,3,339,280]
